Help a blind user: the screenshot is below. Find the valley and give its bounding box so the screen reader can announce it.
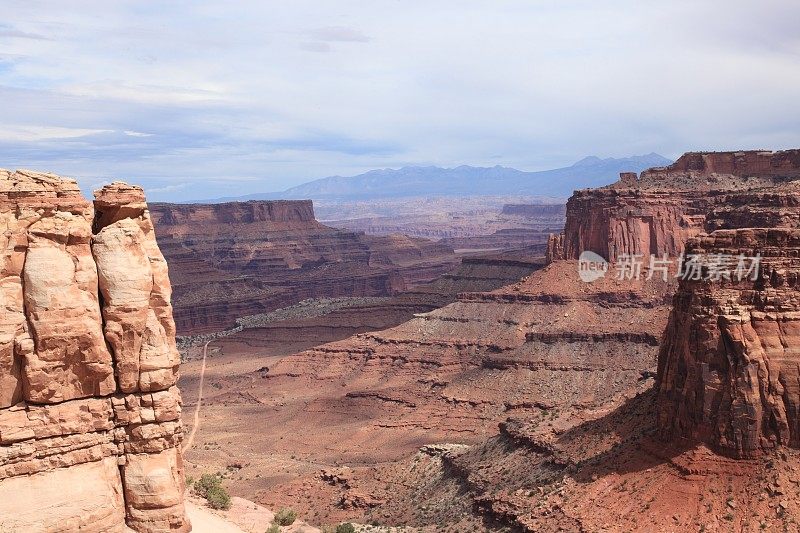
[178,149,800,531]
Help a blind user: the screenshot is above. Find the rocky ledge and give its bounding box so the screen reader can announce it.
[547,150,800,262]
[657,228,800,458]
[0,170,189,532]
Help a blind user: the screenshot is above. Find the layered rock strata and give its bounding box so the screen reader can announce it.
[657,227,800,458]
[150,201,458,333]
[0,170,188,532]
[642,149,800,182]
[548,188,708,261]
[548,150,800,262]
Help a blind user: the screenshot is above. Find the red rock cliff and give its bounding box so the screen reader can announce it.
[657,227,800,458]
[0,170,188,532]
[548,187,708,261]
[547,150,800,263]
[150,200,458,334]
[642,149,800,181]
[152,199,316,226]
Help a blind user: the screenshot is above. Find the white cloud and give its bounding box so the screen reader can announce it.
[123,130,154,137]
[0,0,797,201]
[0,125,112,141]
[146,183,187,194]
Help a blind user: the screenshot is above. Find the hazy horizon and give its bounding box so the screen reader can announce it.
[1,0,798,201]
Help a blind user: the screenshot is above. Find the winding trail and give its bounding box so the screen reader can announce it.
[182,341,210,453]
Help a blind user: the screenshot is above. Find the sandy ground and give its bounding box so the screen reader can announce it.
[186,496,321,533]
[185,500,245,533]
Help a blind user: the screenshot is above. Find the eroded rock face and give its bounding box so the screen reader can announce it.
[547,150,800,263]
[549,188,708,261]
[150,200,458,333]
[0,171,188,532]
[643,149,800,181]
[657,228,800,458]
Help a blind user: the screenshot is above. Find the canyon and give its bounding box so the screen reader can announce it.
[5,148,800,532]
[321,196,565,251]
[179,149,800,531]
[0,171,188,532]
[149,200,458,334]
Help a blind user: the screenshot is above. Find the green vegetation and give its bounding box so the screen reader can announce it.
[265,525,280,533]
[321,525,356,533]
[193,472,231,511]
[273,508,297,526]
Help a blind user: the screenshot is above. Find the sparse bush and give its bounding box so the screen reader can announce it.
[206,484,231,510]
[336,523,356,533]
[266,525,280,533]
[194,473,221,497]
[193,472,231,510]
[273,508,297,526]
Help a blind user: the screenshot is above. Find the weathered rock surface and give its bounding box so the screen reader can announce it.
[549,187,709,261]
[150,200,458,333]
[548,150,800,262]
[657,228,800,458]
[0,170,188,532]
[642,149,800,182]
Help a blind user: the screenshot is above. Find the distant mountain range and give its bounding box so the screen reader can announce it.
[207,153,672,202]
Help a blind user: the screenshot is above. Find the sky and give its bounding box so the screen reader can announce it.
[0,0,799,201]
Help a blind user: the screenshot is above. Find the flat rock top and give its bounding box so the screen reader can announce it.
[0,168,82,196]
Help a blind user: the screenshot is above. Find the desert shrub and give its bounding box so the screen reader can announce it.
[266,525,280,533]
[206,484,231,510]
[336,523,356,533]
[193,473,221,497]
[273,508,297,526]
[193,472,231,510]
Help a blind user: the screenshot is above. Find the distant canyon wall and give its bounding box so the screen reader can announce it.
[0,171,188,532]
[150,200,458,334]
[500,203,565,217]
[642,149,800,181]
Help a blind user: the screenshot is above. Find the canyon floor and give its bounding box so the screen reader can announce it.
[178,256,674,531]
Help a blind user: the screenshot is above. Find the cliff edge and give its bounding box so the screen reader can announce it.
[0,170,189,532]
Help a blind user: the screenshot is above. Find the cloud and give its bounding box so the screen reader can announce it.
[307,26,370,43]
[0,1,798,201]
[146,183,188,194]
[0,24,50,41]
[123,130,154,137]
[0,125,113,141]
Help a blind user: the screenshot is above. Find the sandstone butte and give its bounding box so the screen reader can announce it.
[548,149,800,457]
[547,149,800,262]
[0,170,189,532]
